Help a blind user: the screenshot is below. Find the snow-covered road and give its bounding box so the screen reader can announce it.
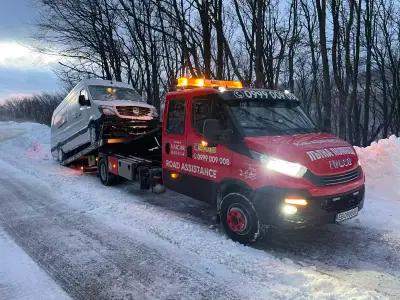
[0,122,399,299]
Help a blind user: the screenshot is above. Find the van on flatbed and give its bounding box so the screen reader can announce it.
[60,78,366,244]
[51,79,159,165]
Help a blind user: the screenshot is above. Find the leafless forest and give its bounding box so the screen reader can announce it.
[1,0,400,145]
[0,94,63,125]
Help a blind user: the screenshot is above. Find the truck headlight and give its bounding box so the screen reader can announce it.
[99,105,115,116]
[250,150,307,178]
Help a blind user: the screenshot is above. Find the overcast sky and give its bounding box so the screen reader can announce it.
[0,0,60,103]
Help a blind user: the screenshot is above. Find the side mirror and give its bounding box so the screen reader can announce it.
[78,95,91,106]
[78,95,86,106]
[203,119,223,146]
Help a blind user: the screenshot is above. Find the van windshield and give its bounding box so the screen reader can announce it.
[227,99,317,136]
[88,86,142,101]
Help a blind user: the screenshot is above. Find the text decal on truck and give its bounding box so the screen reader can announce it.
[306,146,355,162]
[166,160,217,179]
[232,90,298,101]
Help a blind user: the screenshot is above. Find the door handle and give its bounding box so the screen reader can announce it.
[165,143,170,154]
[187,145,193,158]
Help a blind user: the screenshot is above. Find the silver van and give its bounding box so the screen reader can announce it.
[51,79,158,162]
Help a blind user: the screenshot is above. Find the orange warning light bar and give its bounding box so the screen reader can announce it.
[176,77,243,89]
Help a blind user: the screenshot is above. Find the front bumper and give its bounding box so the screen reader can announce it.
[253,185,365,229]
[100,116,159,138]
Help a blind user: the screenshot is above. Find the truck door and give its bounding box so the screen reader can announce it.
[163,96,189,195]
[185,94,233,203]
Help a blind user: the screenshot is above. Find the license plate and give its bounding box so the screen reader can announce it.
[335,207,359,223]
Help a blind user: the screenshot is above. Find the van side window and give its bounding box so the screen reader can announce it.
[166,99,185,134]
[52,112,66,128]
[192,96,230,135]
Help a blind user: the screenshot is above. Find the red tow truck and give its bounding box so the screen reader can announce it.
[91,78,365,244]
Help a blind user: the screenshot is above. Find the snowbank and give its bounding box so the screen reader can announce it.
[356,135,400,190]
[354,135,400,230]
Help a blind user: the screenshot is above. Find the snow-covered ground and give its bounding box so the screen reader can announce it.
[0,229,71,300]
[0,121,399,299]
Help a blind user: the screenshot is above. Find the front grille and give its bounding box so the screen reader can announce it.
[321,187,364,212]
[101,116,158,137]
[306,167,361,186]
[116,106,151,117]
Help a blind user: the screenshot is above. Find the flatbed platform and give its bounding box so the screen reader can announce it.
[61,127,162,166]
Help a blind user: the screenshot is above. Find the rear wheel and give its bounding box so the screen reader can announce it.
[220,192,261,244]
[98,158,117,186]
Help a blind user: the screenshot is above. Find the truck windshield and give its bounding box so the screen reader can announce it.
[227,100,317,136]
[88,86,142,101]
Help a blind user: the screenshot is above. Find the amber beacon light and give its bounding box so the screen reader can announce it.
[177,77,243,89]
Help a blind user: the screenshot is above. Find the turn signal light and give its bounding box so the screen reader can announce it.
[170,172,179,179]
[201,140,208,147]
[284,198,308,206]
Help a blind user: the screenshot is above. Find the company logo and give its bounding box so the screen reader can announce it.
[132,107,140,115]
[329,158,352,169]
[306,146,355,162]
[194,143,217,154]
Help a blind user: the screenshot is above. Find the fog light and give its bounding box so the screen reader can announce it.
[282,204,298,215]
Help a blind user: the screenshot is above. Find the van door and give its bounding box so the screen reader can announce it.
[162,96,189,195]
[52,107,69,153]
[77,88,92,145]
[186,94,233,203]
[63,90,84,151]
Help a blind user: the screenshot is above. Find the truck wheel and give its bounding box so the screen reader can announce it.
[98,158,116,186]
[220,192,261,244]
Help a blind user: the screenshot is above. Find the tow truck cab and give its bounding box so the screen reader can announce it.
[162,78,365,244]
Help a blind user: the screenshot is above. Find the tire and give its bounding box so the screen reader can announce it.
[89,124,97,146]
[57,147,65,164]
[98,158,117,186]
[220,192,261,244]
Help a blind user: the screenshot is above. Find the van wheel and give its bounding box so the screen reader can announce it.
[98,158,116,186]
[220,192,261,244]
[89,125,97,145]
[57,148,65,164]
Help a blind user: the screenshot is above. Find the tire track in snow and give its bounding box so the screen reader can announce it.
[0,164,241,300]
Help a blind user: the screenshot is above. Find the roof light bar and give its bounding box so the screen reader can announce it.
[176,77,243,89]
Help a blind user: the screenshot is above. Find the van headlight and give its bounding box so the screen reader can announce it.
[99,105,116,116]
[250,150,307,178]
[150,107,158,118]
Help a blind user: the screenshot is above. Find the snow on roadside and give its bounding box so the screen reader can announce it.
[1,121,400,299]
[0,228,71,300]
[354,135,400,231]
